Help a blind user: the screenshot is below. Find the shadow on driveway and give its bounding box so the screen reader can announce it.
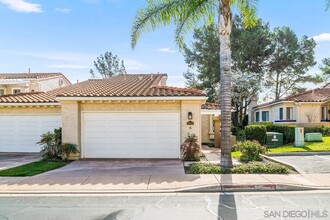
[0,153,41,170]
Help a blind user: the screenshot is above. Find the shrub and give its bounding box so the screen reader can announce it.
[245,125,267,145]
[181,134,201,161]
[38,128,78,161]
[304,126,330,136]
[236,141,266,162]
[236,129,246,142]
[188,162,289,174]
[266,124,296,144]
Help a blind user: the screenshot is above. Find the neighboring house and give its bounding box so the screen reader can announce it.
[201,102,220,144]
[251,86,330,126]
[0,74,207,159]
[0,73,71,95]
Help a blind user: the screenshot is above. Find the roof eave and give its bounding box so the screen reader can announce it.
[56,96,207,101]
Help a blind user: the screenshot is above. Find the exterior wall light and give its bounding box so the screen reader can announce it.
[188,112,193,120]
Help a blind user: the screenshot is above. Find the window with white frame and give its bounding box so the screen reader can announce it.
[0,89,4,95]
[262,111,269,122]
[12,89,21,94]
[322,106,327,120]
[286,107,293,120]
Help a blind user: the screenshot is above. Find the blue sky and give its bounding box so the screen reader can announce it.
[0,0,329,87]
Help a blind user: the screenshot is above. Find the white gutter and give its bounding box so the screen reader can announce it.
[56,96,207,101]
[253,101,294,110]
[201,109,221,115]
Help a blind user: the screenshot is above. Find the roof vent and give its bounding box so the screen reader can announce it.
[138,76,143,80]
[150,74,153,80]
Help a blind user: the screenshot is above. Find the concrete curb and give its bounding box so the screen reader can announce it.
[1,183,329,194]
[261,154,302,174]
[265,152,330,156]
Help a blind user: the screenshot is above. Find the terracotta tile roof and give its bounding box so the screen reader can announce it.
[57,74,205,97]
[201,102,220,110]
[0,92,58,103]
[0,73,64,79]
[0,74,205,103]
[254,88,330,109]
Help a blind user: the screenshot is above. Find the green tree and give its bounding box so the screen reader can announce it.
[131,0,258,168]
[91,52,126,79]
[264,27,317,101]
[183,16,272,126]
[320,57,330,83]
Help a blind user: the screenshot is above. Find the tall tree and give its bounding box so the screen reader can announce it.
[320,57,330,83]
[264,27,317,101]
[182,16,272,126]
[131,0,258,168]
[91,52,126,79]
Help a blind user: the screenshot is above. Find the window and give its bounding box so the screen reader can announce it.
[279,108,283,120]
[322,106,327,120]
[286,107,293,120]
[0,89,4,95]
[262,111,269,122]
[256,112,260,122]
[13,89,21,94]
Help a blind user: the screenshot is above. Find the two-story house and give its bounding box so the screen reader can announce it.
[0,73,71,95]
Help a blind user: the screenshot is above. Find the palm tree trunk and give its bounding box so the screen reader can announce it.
[219,0,233,168]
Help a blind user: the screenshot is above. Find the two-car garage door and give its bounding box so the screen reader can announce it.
[82,112,180,158]
[0,115,61,152]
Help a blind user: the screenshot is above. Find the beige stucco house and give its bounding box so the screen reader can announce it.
[201,102,220,144]
[0,74,207,159]
[251,84,330,126]
[0,72,71,95]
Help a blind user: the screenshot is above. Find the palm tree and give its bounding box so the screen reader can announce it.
[131,0,257,168]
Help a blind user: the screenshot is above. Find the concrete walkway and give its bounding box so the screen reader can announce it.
[201,145,241,165]
[0,173,330,193]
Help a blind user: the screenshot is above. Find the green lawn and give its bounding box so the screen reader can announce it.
[0,161,67,177]
[231,137,330,157]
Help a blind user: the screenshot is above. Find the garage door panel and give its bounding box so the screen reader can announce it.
[0,115,61,152]
[83,112,180,158]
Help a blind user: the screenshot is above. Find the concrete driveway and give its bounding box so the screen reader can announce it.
[268,154,330,174]
[39,159,185,177]
[0,153,41,170]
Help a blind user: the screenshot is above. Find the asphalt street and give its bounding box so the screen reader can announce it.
[0,191,329,220]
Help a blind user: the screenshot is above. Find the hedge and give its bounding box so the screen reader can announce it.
[245,124,267,145]
[266,124,296,144]
[304,126,330,136]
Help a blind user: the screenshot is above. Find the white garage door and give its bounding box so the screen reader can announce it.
[0,115,61,152]
[82,112,180,158]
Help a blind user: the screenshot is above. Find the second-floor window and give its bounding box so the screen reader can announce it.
[286,107,293,120]
[13,89,21,94]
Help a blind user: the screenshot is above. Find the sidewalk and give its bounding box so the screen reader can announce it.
[0,173,330,194]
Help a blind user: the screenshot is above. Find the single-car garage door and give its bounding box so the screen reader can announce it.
[0,115,61,152]
[82,112,180,158]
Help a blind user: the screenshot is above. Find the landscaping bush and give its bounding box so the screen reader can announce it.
[181,134,201,161]
[245,124,267,145]
[304,126,330,136]
[188,162,289,174]
[236,129,246,142]
[38,128,79,161]
[266,124,296,144]
[236,141,266,162]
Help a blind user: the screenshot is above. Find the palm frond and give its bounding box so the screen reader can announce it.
[326,0,330,10]
[231,0,258,28]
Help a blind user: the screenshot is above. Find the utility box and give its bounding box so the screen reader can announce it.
[295,127,304,147]
[305,133,323,142]
[266,132,283,147]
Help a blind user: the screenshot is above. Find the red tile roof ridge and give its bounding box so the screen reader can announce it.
[151,85,204,93]
[0,92,44,98]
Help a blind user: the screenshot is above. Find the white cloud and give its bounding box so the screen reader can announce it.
[313,33,330,42]
[125,60,150,71]
[46,64,90,69]
[55,8,72,14]
[0,0,42,13]
[156,48,177,53]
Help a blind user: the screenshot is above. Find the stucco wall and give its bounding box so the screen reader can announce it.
[60,100,203,158]
[201,114,211,143]
[0,106,61,114]
[38,76,70,92]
